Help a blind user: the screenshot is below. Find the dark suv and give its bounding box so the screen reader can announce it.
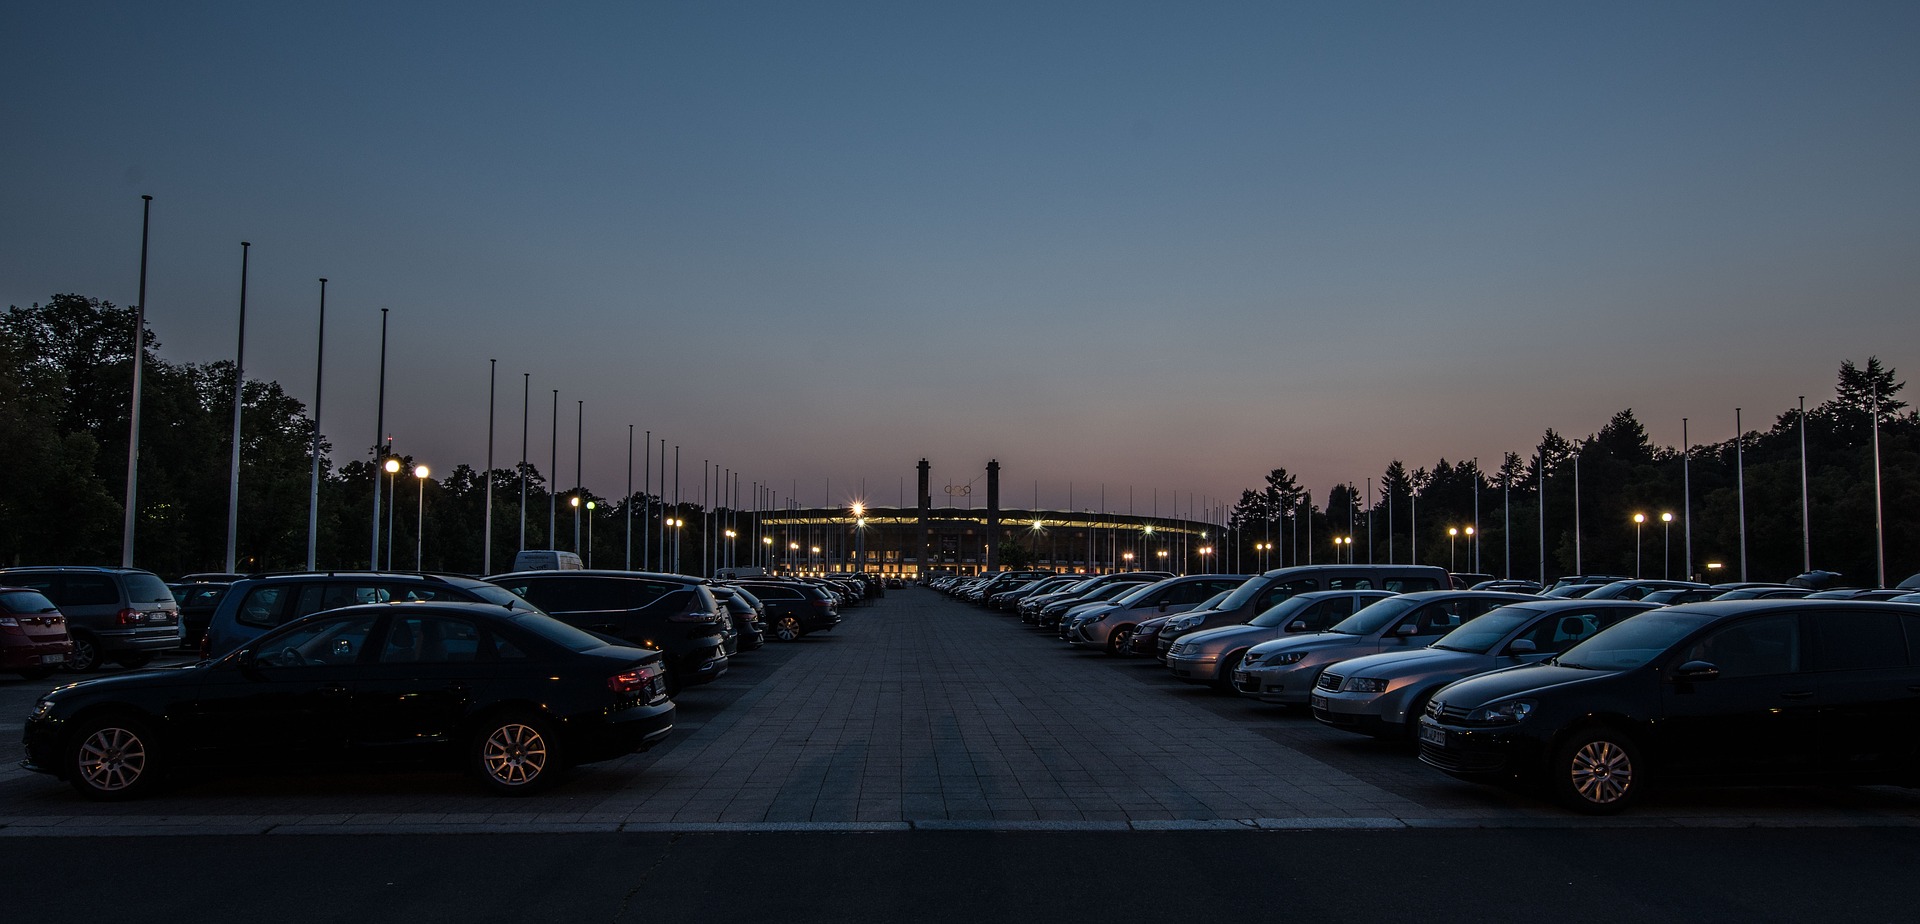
[202,571,537,659]
[0,567,182,671]
[730,580,840,641]
[486,571,730,692]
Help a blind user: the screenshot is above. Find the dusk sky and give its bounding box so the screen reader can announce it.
[5,2,1916,518]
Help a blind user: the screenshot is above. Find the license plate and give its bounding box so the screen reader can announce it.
[1417,724,1448,747]
[41,654,65,664]
[1232,671,1249,685]
[1310,694,1327,709]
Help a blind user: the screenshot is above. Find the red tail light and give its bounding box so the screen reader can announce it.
[811,599,831,608]
[609,662,665,695]
[116,608,141,626]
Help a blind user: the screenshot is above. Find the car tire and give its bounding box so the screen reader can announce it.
[471,712,564,795]
[1213,649,1249,691]
[1400,691,1438,741]
[115,653,155,670]
[63,633,103,673]
[67,714,163,801]
[1550,727,1644,814]
[1106,625,1134,655]
[773,615,803,642]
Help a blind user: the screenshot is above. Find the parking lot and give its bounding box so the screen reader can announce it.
[5,587,1920,835]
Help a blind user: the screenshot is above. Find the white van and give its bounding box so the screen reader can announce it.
[714,567,770,580]
[510,550,584,572]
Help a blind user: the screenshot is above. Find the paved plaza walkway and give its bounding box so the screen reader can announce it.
[5,589,1920,835]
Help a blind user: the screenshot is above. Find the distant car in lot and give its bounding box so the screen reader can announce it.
[168,582,231,649]
[22,601,675,799]
[1417,600,1920,813]
[1311,599,1655,738]
[0,566,182,672]
[1129,590,1234,656]
[1166,590,1396,687]
[1155,565,1450,657]
[1232,591,1542,705]
[711,585,766,651]
[0,587,73,680]
[1068,575,1251,654]
[729,580,841,641]
[1581,580,1711,601]
[486,571,730,691]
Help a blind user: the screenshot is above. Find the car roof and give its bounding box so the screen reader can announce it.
[488,569,704,583]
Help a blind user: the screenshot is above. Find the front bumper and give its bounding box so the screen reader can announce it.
[1309,691,1399,736]
[1414,718,1537,778]
[1231,662,1320,704]
[1166,652,1221,682]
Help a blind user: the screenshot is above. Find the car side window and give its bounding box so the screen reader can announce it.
[1325,578,1375,590]
[237,586,293,628]
[1686,614,1802,679]
[1385,578,1443,592]
[379,615,485,664]
[62,576,119,607]
[1258,579,1317,610]
[1515,611,1604,653]
[1398,601,1468,635]
[256,615,378,668]
[1811,611,1907,672]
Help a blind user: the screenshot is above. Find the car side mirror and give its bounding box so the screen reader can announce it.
[1158,601,1170,612]
[1394,623,1420,637]
[1674,660,1720,682]
[1287,620,1309,632]
[233,649,258,671]
[1507,638,1538,655]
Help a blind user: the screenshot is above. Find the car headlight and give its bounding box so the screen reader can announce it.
[1345,677,1389,694]
[1271,651,1308,665]
[30,698,55,719]
[1465,699,1536,725]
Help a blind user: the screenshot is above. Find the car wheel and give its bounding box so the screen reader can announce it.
[115,653,155,670]
[63,633,103,673]
[773,615,803,642]
[1551,727,1644,814]
[68,715,162,800]
[1213,649,1248,691]
[1401,691,1438,740]
[472,712,563,795]
[1106,625,1134,655]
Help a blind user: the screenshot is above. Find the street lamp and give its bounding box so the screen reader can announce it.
[413,464,430,571]
[724,529,737,570]
[383,458,401,570]
[1199,546,1213,571]
[1463,527,1475,572]
[1448,527,1459,572]
[763,534,773,570]
[1660,513,1674,579]
[586,500,596,567]
[571,496,582,554]
[1122,551,1135,571]
[811,545,821,575]
[1632,513,1646,578]
[1156,548,1168,572]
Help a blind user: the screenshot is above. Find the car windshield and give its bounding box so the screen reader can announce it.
[1431,606,1537,653]
[125,573,176,604]
[1213,576,1277,612]
[1554,611,1713,671]
[1329,597,1421,636]
[1249,595,1319,628]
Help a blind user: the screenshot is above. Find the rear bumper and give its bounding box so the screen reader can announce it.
[567,699,677,765]
[91,626,183,653]
[1,640,72,669]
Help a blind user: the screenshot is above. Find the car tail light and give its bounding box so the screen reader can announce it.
[117,608,142,626]
[609,662,665,695]
[668,601,718,622]
[811,599,831,608]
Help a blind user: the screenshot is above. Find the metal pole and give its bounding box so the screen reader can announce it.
[1873,385,1886,587]
[1537,449,1546,586]
[519,373,528,552]
[415,470,425,571]
[1503,469,1511,579]
[642,430,651,570]
[1799,396,1810,572]
[1472,458,1481,574]
[574,400,583,552]
[1682,418,1692,581]
[1736,408,1747,582]
[673,446,681,574]
[224,241,249,573]
[121,195,152,569]
[306,278,327,571]
[484,359,495,575]
[372,309,390,568]
[626,425,633,570]
[1572,450,1582,575]
[549,390,558,547]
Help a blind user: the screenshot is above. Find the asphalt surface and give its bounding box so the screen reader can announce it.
[6,828,1920,923]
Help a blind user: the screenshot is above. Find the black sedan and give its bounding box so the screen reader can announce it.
[22,601,675,800]
[1418,599,1920,813]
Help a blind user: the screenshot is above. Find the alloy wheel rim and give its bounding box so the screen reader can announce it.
[777,618,800,641]
[1570,740,1633,804]
[482,723,549,785]
[77,727,146,791]
[67,638,96,670]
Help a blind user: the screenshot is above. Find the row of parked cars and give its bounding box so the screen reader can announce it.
[2,562,882,800]
[937,565,1920,812]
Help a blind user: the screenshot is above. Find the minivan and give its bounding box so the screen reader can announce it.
[0,567,182,671]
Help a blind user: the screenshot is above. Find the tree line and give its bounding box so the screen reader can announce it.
[1227,359,1916,586]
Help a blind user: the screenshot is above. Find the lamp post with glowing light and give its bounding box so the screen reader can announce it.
[724,529,737,571]
[811,545,821,575]
[1632,513,1646,578]
[1448,527,1459,572]
[1156,549,1168,572]
[763,535,773,570]
[790,542,800,575]
[1122,551,1135,571]
[1200,546,1214,571]
[571,496,582,554]
[1463,527,1475,571]
[1254,542,1271,570]
[586,501,596,567]
[383,458,401,569]
[413,464,430,570]
[852,502,866,574]
[1660,513,1674,579]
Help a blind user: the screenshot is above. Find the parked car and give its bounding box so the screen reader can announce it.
[1155,564,1451,657]
[21,601,675,799]
[204,571,538,659]
[1471,579,1545,593]
[1166,590,1396,686]
[1,587,72,680]
[1232,591,1542,705]
[1311,599,1656,737]
[1417,599,1920,812]
[1039,577,1165,629]
[486,571,730,691]
[1068,575,1252,654]
[1581,580,1711,601]
[730,580,841,640]
[0,567,182,672]
[169,582,231,649]
[1710,585,1811,601]
[1130,591,1233,656]
[1640,587,1719,606]
[711,586,766,651]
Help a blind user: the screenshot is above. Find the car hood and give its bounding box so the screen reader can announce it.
[1428,662,1614,709]
[1179,624,1278,648]
[1246,632,1369,656]
[1331,647,1490,680]
[46,662,204,699]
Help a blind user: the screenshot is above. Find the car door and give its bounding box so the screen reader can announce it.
[1656,613,1819,779]
[1808,609,1920,776]
[183,613,379,765]
[349,613,489,760]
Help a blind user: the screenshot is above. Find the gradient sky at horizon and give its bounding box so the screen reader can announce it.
[4,1,1916,518]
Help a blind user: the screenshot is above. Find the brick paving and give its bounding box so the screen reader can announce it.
[5,588,1920,833]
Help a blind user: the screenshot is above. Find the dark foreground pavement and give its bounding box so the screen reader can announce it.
[6,828,1919,923]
